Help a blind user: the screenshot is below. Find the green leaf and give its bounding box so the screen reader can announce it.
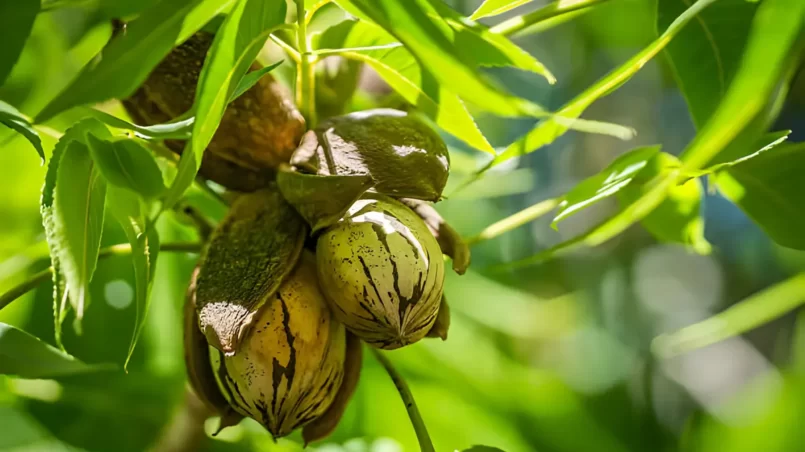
[0,323,115,378]
[715,142,805,250]
[463,447,507,452]
[679,0,805,170]
[658,0,757,129]
[315,19,493,153]
[88,109,194,141]
[85,135,166,200]
[41,119,111,343]
[334,0,543,117]
[425,0,554,82]
[0,0,38,85]
[36,0,236,122]
[553,146,660,227]
[55,137,109,321]
[490,0,611,37]
[105,186,160,369]
[164,0,287,210]
[227,60,283,103]
[489,0,719,169]
[620,153,710,254]
[0,100,44,162]
[653,273,805,358]
[471,0,533,19]
[277,169,373,232]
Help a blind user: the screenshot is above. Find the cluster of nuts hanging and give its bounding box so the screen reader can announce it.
[127,33,470,443]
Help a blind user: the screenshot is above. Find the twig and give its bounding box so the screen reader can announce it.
[0,242,202,312]
[296,0,317,127]
[465,197,560,246]
[370,348,435,452]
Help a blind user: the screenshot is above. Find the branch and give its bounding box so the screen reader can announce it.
[370,348,435,452]
[465,197,560,246]
[296,0,317,127]
[0,242,202,312]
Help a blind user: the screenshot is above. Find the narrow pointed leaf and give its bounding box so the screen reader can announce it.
[227,60,283,103]
[164,0,287,209]
[472,0,533,19]
[0,100,43,162]
[37,0,236,122]
[0,323,115,378]
[0,0,39,85]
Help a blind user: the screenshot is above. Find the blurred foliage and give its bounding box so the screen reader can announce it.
[1,0,805,451]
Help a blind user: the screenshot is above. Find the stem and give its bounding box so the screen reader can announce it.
[0,242,202,312]
[296,0,317,127]
[492,0,611,37]
[370,348,435,452]
[270,34,301,64]
[305,0,332,24]
[465,197,560,246]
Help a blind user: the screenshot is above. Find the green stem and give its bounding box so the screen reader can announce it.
[370,348,435,452]
[0,242,202,312]
[296,0,317,127]
[465,197,560,246]
[492,0,611,37]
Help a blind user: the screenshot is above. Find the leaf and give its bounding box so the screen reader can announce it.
[463,447,508,452]
[89,109,195,141]
[0,0,38,86]
[164,0,287,210]
[679,0,805,170]
[0,100,43,162]
[0,323,115,378]
[658,0,757,129]
[105,186,160,369]
[292,109,451,201]
[277,169,373,232]
[715,142,805,250]
[653,273,805,358]
[553,146,660,227]
[334,0,543,117]
[196,189,307,353]
[228,60,283,103]
[471,0,534,19]
[488,0,719,169]
[316,19,493,153]
[426,0,554,83]
[55,139,109,321]
[36,0,236,122]
[86,135,166,200]
[620,153,710,254]
[41,119,111,342]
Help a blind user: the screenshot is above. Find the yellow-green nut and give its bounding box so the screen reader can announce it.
[316,196,445,349]
[209,253,346,438]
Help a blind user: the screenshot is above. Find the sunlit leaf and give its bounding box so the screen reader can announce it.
[553,146,660,227]
[715,142,805,250]
[89,109,194,141]
[0,323,115,378]
[227,60,283,103]
[86,135,166,201]
[489,0,719,169]
[658,0,757,129]
[0,0,39,86]
[471,0,534,19]
[620,153,710,254]
[36,0,236,122]
[105,186,160,369]
[315,19,494,153]
[490,0,610,37]
[334,0,543,117]
[679,0,805,170]
[0,100,43,162]
[164,0,287,209]
[653,273,805,357]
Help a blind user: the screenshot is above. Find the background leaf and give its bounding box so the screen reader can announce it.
[164,0,287,209]
[0,323,114,378]
[334,0,543,117]
[315,19,493,153]
[36,0,235,122]
[105,186,159,368]
[86,135,166,201]
[658,0,757,129]
[471,0,533,19]
[0,100,43,162]
[0,0,39,86]
[715,142,805,250]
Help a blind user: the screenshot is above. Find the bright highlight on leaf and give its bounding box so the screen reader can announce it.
[471,0,535,20]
